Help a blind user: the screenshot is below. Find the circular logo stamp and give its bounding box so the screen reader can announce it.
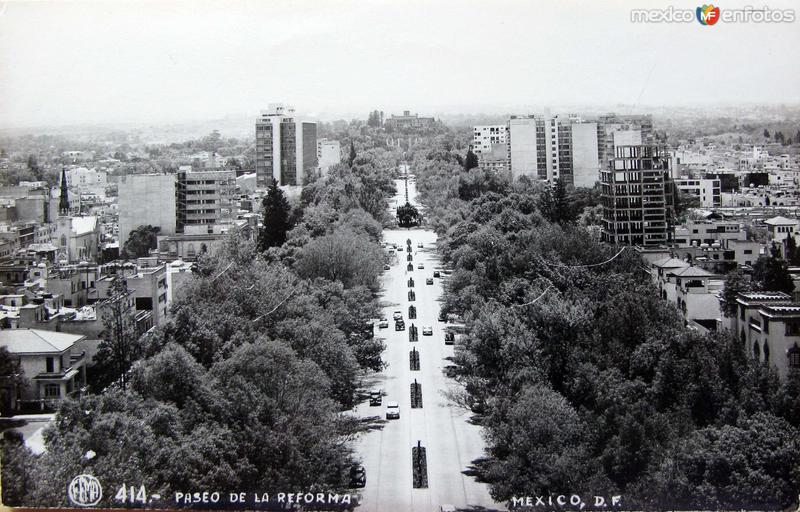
[68,474,103,507]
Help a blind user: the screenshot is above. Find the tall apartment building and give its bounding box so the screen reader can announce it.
[255,104,318,187]
[119,171,235,246]
[471,125,507,154]
[601,145,674,246]
[597,113,654,168]
[176,170,236,233]
[508,114,571,183]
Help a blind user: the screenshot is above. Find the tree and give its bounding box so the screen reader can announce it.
[752,242,795,294]
[786,235,800,266]
[764,128,771,139]
[121,225,160,259]
[721,269,752,317]
[294,231,383,289]
[0,347,26,415]
[464,149,479,171]
[91,276,141,391]
[538,179,575,225]
[258,178,291,252]
[348,142,357,167]
[396,201,420,227]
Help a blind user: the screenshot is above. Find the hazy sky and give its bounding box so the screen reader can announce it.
[1,0,798,127]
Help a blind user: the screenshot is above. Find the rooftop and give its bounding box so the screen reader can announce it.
[764,216,797,226]
[0,329,84,355]
[652,257,690,269]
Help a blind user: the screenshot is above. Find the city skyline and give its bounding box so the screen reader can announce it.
[1,0,799,128]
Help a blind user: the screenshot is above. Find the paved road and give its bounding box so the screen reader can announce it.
[352,178,503,512]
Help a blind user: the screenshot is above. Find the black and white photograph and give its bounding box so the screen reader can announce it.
[0,1,799,510]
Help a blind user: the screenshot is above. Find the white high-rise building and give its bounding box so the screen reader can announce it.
[255,104,318,187]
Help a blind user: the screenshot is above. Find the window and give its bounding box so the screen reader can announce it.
[786,320,800,336]
[764,319,769,334]
[753,340,761,360]
[44,384,60,398]
[46,357,55,373]
[763,341,770,362]
[740,305,746,320]
[789,343,800,369]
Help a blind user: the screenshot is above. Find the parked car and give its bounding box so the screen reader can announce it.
[422,326,433,336]
[433,271,440,278]
[369,390,382,406]
[385,401,400,419]
[378,317,389,328]
[417,243,423,248]
[395,319,405,331]
[445,332,455,345]
[440,505,456,512]
[349,464,366,488]
[426,278,433,285]
[384,264,390,270]
[438,310,447,322]
[417,263,424,269]
[393,311,403,321]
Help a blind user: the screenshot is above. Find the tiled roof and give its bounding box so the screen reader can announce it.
[0,329,83,354]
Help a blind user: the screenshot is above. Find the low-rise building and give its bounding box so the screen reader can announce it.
[734,291,800,381]
[0,329,87,410]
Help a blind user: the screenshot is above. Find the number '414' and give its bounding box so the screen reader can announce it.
[115,484,147,504]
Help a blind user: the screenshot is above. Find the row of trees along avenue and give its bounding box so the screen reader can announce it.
[409,131,800,510]
[1,124,401,507]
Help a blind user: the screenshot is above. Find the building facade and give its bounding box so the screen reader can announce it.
[471,125,507,155]
[675,177,721,208]
[118,174,177,247]
[255,104,318,187]
[601,145,674,246]
[176,169,236,233]
[317,139,341,174]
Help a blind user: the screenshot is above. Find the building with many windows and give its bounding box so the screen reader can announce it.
[176,169,236,233]
[255,104,318,187]
[675,177,721,208]
[471,125,507,155]
[601,145,674,246]
[385,110,435,131]
[734,291,800,381]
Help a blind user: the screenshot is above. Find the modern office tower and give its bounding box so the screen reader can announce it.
[118,174,177,246]
[471,125,507,155]
[317,138,341,174]
[255,104,318,187]
[507,114,573,184]
[176,169,236,233]
[601,145,674,247]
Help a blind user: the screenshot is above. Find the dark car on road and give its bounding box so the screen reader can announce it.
[433,271,440,278]
[369,390,382,406]
[395,319,405,331]
[426,278,433,285]
[349,465,366,488]
[444,332,455,345]
[438,310,447,322]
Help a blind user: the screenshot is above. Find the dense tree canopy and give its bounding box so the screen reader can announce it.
[412,139,800,509]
